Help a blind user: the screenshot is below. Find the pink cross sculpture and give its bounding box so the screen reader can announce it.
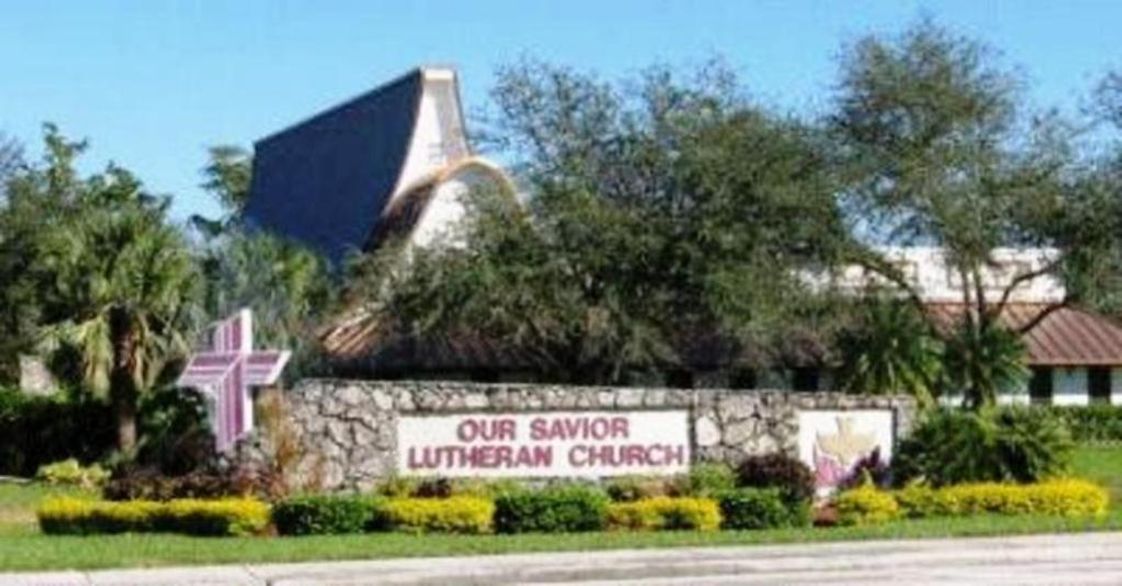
[177,309,290,452]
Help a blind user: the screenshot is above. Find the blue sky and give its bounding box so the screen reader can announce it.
[2,1,1119,221]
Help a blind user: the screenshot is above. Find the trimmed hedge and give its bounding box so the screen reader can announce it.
[835,484,901,526]
[1047,405,1122,444]
[896,479,1109,518]
[718,488,810,530]
[273,495,375,536]
[606,497,721,531]
[37,497,270,536]
[839,479,1109,525]
[494,484,609,534]
[373,497,494,534]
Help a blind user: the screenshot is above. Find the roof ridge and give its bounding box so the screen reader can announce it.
[254,68,424,147]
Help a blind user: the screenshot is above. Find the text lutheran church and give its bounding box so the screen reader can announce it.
[243,67,1122,406]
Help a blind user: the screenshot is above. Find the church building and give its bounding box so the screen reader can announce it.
[245,67,512,265]
[242,67,1122,406]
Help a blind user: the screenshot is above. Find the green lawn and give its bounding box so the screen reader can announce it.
[1073,445,1122,502]
[1,445,1120,573]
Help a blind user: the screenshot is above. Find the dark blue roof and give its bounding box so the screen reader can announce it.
[244,70,424,265]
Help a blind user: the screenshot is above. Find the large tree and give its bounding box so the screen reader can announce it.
[0,126,77,382]
[356,61,851,383]
[2,125,200,451]
[830,21,1114,407]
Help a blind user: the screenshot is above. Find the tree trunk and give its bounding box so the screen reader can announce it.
[109,308,140,454]
[113,390,138,453]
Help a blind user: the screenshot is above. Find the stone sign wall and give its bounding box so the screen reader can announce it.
[231,380,914,492]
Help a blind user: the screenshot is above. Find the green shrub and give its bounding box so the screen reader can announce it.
[272,495,375,535]
[893,484,958,518]
[157,498,272,536]
[938,479,1108,517]
[893,407,1073,486]
[35,459,110,489]
[37,497,269,536]
[372,497,494,534]
[735,453,815,504]
[857,478,1108,523]
[606,497,721,531]
[718,488,809,530]
[605,475,670,502]
[1047,405,1122,444]
[0,389,115,477]
[681,462,737,497]
[835,484,900,526]
[494,484,609,533]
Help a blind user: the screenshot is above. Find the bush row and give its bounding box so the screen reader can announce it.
[37,497,270,536]
[271,486,807,536]
[836,479,1109,526]
[606,497,721,531]
[1046,405,1122,444]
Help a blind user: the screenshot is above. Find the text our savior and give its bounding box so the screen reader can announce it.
[396,410,691,478]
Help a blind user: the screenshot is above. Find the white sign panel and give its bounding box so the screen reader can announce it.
[797,410,894,492]
[397,410,691,478]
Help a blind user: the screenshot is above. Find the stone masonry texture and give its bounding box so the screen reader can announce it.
[229,380,915,492]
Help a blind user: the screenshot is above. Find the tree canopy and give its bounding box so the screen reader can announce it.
[355,60,853,384]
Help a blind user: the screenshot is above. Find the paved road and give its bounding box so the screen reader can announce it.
[6,532,1122,585]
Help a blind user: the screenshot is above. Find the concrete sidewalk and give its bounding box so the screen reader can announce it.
[6,531,1122,585]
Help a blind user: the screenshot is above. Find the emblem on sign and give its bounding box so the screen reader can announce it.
[177,309,290,451]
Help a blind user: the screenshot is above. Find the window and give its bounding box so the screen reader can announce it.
[1028,367,1053,405]
[792,368,820,392]
[1089,367,1112,405]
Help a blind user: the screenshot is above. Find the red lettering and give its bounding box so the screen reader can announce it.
[456,418,517,443]
[530,417,547,441]
[611,417,629,439]
[456,420,479,442]
[568,445,588,467]
[533,446,552,467]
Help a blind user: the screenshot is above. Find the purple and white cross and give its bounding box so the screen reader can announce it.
[177,309,290,452]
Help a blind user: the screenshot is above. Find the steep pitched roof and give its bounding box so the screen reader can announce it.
[244,70,424,265]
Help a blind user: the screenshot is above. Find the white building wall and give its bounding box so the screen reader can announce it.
[410,173,475,249]
[1052,367,1089,406]
[997,391,1030,406]
[1112,368,1122,406]
[392,69,470,204]
[824,247,1065,303]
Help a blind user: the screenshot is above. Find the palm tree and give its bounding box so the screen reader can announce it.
[835,300,944,407]
[39,188,199,453]
[942,322,1029,409]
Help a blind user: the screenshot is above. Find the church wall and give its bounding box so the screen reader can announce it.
[228,379,914,492]
[392,70,469,202]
